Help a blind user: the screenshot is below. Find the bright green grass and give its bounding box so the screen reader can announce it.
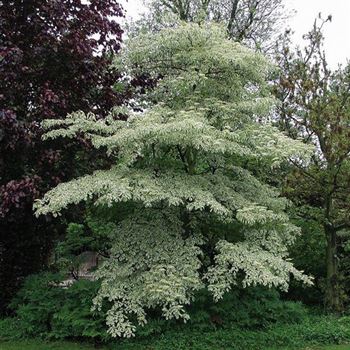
[1,341,350,350]
[0,340,97,350]
[310,346,350,350]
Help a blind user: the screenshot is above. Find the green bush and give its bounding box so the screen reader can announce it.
[0,318,23,341]
[50,280,108,341]
[191,287,308,329]
[2,279,350,350]
[10,273,64,338]
[132,287,308,339]
[1,274,309,342]
[113,315,350,350]
[3,273,108,341]
[5,272,348,350]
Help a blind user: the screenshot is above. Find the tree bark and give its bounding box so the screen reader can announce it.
[324,224,341,312]
[227,0,240,35]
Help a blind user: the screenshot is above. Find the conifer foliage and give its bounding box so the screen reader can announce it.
[35,23,311,337]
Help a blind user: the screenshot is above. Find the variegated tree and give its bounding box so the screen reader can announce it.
[35,23,311,337]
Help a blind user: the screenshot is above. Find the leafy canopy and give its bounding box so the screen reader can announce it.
[35,23,312,337]
[275,17,350,311]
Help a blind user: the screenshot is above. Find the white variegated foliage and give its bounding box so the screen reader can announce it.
[92,208,203,338]
[34,23,312,337]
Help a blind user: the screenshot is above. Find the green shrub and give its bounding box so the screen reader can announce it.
[113,315,350,350]
[182,287,308,333]
[6,272,346,350]
[50,280,109,341]
[3,275,309,343]
[10,273,64,338]
[3,283,350,350]
[0,318,23,341]
[132,287,308,339]
[5,273,108,341]
[199,287,308,329]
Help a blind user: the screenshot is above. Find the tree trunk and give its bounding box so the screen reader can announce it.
[324,224,341,312]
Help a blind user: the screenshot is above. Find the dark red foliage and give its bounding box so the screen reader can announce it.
[0,110,32,151]
[0,0,125,313]
[0,0,124,123]
[0,177,41,219]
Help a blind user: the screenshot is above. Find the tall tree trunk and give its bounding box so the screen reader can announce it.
[227,0,240,35]
[324,224,341,312]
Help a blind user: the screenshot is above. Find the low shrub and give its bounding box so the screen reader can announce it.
[113,315,350,350]
[9,273,64,338]
[188,287,308,329]
[2,273,108,341]
[137,287,308,337]
[3,273,309,342]
[2,272,348,350]
[0,318,23,341]
[49,279,108,341]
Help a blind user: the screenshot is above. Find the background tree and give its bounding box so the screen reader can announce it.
[274,17,350,312]
[132,0,289,52]
[0,0,124,314]
[35,23,311,337]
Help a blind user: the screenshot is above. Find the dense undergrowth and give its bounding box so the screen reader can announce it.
[2,314,350,350]
[1,274,350,350]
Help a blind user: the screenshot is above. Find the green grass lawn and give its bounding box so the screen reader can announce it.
[1,341,350,350]
[312,346,350,350]
[0,340,97,350]
[310,346,350,350]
